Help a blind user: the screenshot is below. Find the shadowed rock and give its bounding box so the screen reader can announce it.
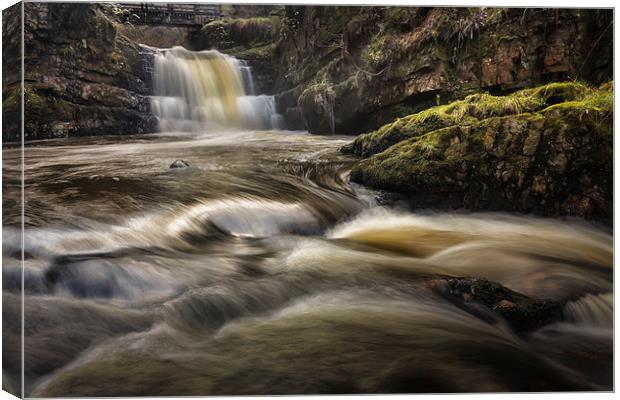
[428,277,563,332]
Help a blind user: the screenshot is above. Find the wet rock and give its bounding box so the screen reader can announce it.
[169,160,189,169]
[429,277,563,332]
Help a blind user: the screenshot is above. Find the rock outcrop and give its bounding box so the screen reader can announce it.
[348,82,613,221]
[2,3,157,141]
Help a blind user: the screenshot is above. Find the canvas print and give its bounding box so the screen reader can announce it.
[1,1,613,397]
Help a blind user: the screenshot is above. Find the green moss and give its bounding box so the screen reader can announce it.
[349,81,613,220]
[24,86,44,109]
[347,81,595,157]
[2,86,47,111]
[3,87,20,109]
[300,78,332,100]
[227,44,273,60]
[361,32,398,68]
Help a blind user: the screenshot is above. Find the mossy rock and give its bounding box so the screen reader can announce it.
[226,44,273,61]
[350,81,612,220]
[345,81,592,157]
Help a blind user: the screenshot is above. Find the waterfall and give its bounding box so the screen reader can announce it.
[150,46,283,132]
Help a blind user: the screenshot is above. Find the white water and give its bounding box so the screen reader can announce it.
[150,46,283,132]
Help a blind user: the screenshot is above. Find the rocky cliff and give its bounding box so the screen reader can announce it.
[2,3,156,142]
[2,3,23,142]
[267,7,612,135]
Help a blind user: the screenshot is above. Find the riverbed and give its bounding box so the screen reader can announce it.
[2,129,613,395]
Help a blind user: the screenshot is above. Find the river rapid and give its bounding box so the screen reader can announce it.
[1,128,613,395]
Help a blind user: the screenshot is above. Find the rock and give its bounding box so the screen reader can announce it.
[428,277,562,332]
[349,82,612,221]
[169,160,189,169]
[3,3,157,142]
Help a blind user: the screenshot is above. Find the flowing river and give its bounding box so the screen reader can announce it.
[1,48,613,396]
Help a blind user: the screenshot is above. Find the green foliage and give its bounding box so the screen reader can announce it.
[24,86,44,109]
[299,78,332,102]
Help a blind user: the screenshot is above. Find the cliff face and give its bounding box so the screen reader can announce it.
[2,3,23,142]
[269,7,612,134]
[2,3,156,142]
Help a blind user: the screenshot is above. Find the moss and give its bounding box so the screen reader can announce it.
[350,81,613,220]
[24,86,44,109]
[598,81,613,92]
[4,86,43,110]
[519,81,590,105]
[3,87,20,109]
[227,44,273,60]
[347,81,594,157]
[300,79,331,99]
[361,33,398,68]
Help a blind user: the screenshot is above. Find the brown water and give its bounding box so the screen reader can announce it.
[2,130,613,395]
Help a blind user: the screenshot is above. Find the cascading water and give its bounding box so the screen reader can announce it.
[149,46,283,132]
[2,129,614,395]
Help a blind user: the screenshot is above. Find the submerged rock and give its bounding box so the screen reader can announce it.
[429,277,562,332]
[350,82,613,221]
[169,160,189,169]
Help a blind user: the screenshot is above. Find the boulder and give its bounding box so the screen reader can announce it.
[349,82,612,221]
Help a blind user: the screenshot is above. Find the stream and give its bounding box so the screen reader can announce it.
[1,46,613,395]
[2,129,613,395]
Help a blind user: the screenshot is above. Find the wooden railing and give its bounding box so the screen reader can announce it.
[116,3,222,26]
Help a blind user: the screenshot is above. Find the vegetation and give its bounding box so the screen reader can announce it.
[201,17,273,50]
[350,81,613,219]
